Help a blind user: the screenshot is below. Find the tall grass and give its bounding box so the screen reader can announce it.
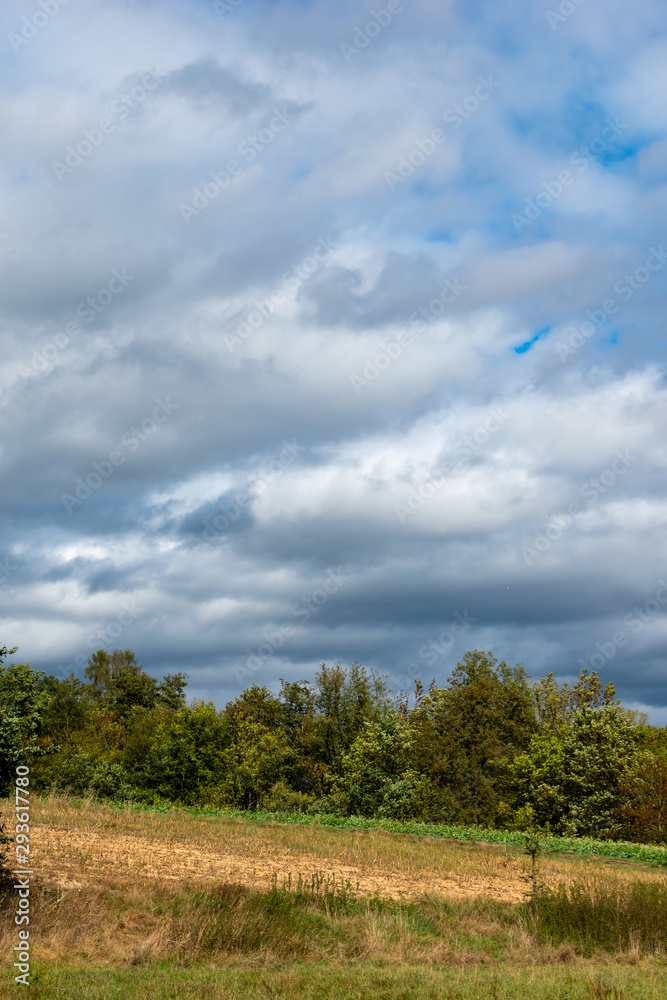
[524,878,667,955]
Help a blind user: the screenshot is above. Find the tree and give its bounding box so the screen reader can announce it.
[221,719,295,809]
[506,705,640,836]
[0,658,50,793]
[157,673,188,712]
[142,700,232,804]
[85,649,112,702]
[410,650,536,825]
[614,752,667,843]
[532,668,618,731]
[310,662,391,772]
[85,649,181,720]
[338,709,418,818]
[41,674,90,738]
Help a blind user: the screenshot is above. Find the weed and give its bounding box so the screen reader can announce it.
[523,878,667,955]
[586,979,626,1000]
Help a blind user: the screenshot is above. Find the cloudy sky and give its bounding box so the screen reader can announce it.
[1,0,666,721]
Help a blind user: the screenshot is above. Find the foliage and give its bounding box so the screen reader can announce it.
[85,647,188,719]
[220,716,295,809]
[1,638,666,847]
[613,751,667,844]
[506,705,640,836]
[140,700,232,804]
[0,808,13,899]
[261,780,315,814]
[0,659,51,793]
[337,709,419,818]
[409,650,536,825]
[46,749,135,800]
[532,668,618,731]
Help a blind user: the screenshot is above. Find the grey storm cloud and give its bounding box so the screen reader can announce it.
[0,0,666,723]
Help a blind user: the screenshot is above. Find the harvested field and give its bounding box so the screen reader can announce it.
[27,792,666,904]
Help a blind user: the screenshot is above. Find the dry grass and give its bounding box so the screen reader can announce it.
[19,791,666,905]
[1,791,665,979]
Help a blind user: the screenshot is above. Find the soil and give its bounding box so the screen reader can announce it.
[32,823,527,903]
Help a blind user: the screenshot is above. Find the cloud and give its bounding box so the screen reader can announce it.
[1,0,666,721]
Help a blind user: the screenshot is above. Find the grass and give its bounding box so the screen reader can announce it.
[2,876,667,997]
[525,879,667,955]
[1,792,666,998]
[52,792,667,867]
[18,791,667,913]
[4,962,667,1000]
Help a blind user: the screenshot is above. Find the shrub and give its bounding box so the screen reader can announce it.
[261,780,315,814]
[48,750,135,801]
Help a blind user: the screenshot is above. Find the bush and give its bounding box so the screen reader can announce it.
[523,878,667,955]
[305,794,344,817]
[49,750,136,801]
[261,780,315,814]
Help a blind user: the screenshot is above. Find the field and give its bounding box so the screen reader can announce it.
[1,792,666,998]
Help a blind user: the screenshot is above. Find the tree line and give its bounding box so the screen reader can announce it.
[1,642,666,843]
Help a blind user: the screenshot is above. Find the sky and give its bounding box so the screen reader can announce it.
[1,0,666,722]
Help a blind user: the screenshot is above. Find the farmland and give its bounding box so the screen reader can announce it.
[1,792,666,999]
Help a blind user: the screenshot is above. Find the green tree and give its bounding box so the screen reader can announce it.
[84,648,183,721]
[532,668,617,731]
[41,674,90,738]
[410,650,536,825]
[0,657,50,793]
[157,672,188,712]
[85,649,112,702]
[338,709,418,818]
[221,718,295,809]
[310,662,391,773]
[277,679,328,796]
[142,700,232,803]
[614,751,667,844]
[506,705,640,835]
